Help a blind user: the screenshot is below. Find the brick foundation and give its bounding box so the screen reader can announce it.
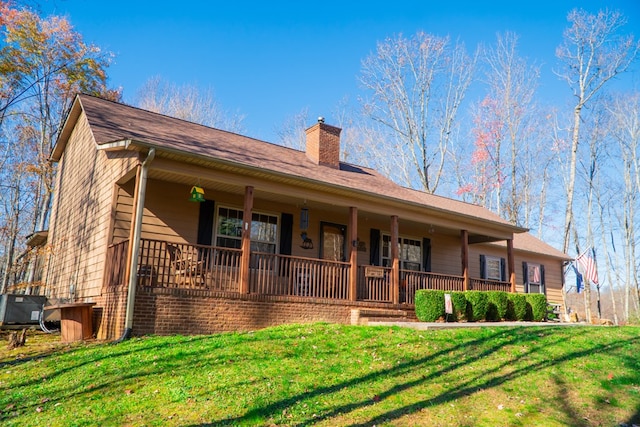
[91,285,415,339]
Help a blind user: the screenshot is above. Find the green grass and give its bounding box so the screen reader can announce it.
[1,324,639,426]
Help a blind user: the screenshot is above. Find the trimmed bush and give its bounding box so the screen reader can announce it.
[449,291,468,322]
[525,294,548,322]
[486,291,509,321]
[506,293,527,321]
[415,290,445,322]
[464,291,489,322]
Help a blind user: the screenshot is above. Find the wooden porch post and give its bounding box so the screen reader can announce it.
[507,238,516,293]
[391,215,399,304]
[461,230,469,291]
[239,186,254,294]
[349,207,358,301]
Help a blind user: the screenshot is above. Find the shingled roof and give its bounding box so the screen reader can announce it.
[55,94,527,232]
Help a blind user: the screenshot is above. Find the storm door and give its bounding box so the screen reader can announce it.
[320,222,346,262]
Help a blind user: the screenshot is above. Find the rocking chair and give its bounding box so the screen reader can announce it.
[167,243,205,287]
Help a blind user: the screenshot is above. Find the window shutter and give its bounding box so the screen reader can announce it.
[422,238,431,272]
[279,213,293,255]
[197,200,215,246]
[480,255,487,279]
[370,228,380,266]
[500,258,506,282]
[540,264,546,294]
[522,262,529,293]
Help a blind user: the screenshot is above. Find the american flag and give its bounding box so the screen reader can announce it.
[531,265,541,283]
[576,248,598,285]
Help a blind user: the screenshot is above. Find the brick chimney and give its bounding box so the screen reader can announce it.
[305,117,342,168]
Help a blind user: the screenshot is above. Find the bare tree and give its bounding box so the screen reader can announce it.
[275,107,309,150]
[136,76,245,133]
[483,32,541,224]
[607,92,640,321]
[359,32,475,193]
[555,8,639,254]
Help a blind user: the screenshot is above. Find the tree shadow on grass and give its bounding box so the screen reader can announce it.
[195,328,640,426]
[344,334,640,427]
[200,327,603,426]
[0,330,299,423]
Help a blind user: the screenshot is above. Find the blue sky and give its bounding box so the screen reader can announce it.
[43,0,640,142]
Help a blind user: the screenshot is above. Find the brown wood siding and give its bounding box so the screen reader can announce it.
[44,111,138,300]
[111,182,134,243]
[430,234,464,276]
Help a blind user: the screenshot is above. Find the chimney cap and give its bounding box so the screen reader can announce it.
[317,116,325,124]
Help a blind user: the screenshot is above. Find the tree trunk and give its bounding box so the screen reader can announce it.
[7,329,27,350]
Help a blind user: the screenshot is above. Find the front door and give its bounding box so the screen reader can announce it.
[320,222,346,262]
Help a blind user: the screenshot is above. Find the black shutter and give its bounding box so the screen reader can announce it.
[480,255,487,279]
[540,264,546,294]
[500,258,506,282]
[197,200,215,246]
[280,213,293,255]
[522,262,529,293]
[423,238,431,272]
[370,228,380,266]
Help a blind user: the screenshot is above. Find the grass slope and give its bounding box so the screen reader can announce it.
[1,324,639,426]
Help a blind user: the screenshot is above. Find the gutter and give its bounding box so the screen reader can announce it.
[116,147,155,342]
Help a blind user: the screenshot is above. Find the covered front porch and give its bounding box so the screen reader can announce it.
[105,236,513,307]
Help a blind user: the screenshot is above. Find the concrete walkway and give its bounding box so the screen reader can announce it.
[368,321,593,330]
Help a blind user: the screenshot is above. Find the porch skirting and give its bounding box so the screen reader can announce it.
[95,285,418,339]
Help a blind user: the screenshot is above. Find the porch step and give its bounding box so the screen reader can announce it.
[351,308,418,326]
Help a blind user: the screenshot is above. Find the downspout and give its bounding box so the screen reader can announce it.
[117,148,155,342]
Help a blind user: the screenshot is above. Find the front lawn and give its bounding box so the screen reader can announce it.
[1,324,639,426]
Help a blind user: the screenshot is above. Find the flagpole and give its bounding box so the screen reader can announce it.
[575,247,593,324]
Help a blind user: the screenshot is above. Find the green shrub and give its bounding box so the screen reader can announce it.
[525,294,548,322]
[486,291,509,321]
[464,291,489,322]
[448,291,468,322]
[415,290,445,322]
[506,293,527,321]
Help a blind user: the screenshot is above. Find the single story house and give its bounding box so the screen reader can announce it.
[42,94,570,339]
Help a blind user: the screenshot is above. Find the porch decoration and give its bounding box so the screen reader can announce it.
[189,185,205,202]
[300,207,309,230]
[300,232,313,249]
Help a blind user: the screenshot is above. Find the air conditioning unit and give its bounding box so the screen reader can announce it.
[0,294,47,327]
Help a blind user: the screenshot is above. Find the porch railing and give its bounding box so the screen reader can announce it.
[102,238,513,304]
[357,265,392,302]
[470,278,511,292]
[401,270,466,304]
[137,239,242,291]
[105,240,129,287]
[249,252,350,299]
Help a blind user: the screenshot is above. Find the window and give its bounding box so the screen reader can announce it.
[480,255,506,281]
[382,235,422,271]
[215,207,278,253]
[525,262,544,294]
[485,256,502,281]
